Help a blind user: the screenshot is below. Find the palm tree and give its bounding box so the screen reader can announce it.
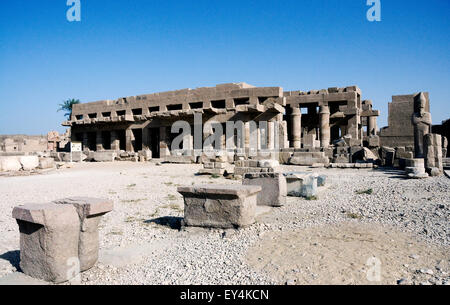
[58,99,80,119]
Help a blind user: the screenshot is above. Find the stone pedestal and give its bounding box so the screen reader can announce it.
[404,158,428,179]
[424,134,443,176]
[177,185,261,229]
[243,173,286,207]
[52,197,114,272]
[13,203,81,283]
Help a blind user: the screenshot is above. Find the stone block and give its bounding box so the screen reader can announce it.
[178,184,261,229]
[203,162,215,169]
[0,156,22,172]
[258,159,279,168]
[317,175,327,187]
[93,151,117,162]
[243,173,286,207]
[19,156,39,171]
[39,157,55,169]
[52,197,113,272]
[12,203,80,283]
[284,172,318,198]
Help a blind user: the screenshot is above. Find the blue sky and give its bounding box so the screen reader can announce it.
[0,0,449,135]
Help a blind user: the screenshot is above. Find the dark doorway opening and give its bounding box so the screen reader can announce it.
[149,127,160,158]
[132,129,143,152]
[87,132,96,151]
[118,130,126,151]
[102,131,111,150]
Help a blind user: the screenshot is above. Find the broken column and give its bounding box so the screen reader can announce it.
[242,173,287,207]
[111,131,120,150]
[284,172,319,198]
[52,197,114,271]
[291,106,302,149]
[319,105,330,148]
[12,203,81,283]
[405,158,428,179]
[177,185,261,229]
[423,134,443,176]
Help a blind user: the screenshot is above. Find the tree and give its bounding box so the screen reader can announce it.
[58,99,80,119]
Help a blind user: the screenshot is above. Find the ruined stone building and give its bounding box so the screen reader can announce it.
[62,83,380,162]
[379,93,431,148]
[0,135,48,153]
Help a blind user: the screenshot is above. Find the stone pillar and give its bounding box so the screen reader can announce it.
[159,127,170,157]
[142,128,150,151]
[125,128,133,152]
[82,132,89,151]
[244,122,251,150]
[110,131,120,151]
[347,113,359,140]
[424,133,443,176]
[291,106,302,149]
[367,116,378,136]
[96,131,104,151]
[319,105,330,148]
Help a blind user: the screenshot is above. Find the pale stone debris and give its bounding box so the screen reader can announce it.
[284,172,319,198]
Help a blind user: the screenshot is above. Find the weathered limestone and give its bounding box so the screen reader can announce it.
[442,136,448,158]
[423,134,443,176]
[0,156,22,171]
[52,197,114,271]
[39,157,55,169]
[12,203,81,283]
[243,173,286,207]
[93,151,117,162]
[19,156,39,171]
[12,198,113,283]
[319,105,330,148]
[177,184,261,229]
[404,158,428,179]
[412,92,432,158]
[284,172,319,198]
[289,152,329,166]
[291,106,302,149]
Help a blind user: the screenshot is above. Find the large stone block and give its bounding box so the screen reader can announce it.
[289,152,329,166]
[39,157,55,169]
[93,151,117,162]
[19,156,39,171]
[177,184,261,229]
[243,173,286,207]
[52,197,113,271]
[0,156,22,172]
[284,172,318,198]
[12,203,80,283]
[424,134,443,175]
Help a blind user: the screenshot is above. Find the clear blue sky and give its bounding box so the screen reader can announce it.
[0,0,449,135]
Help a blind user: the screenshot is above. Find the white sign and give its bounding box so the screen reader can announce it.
[71,142,82,152]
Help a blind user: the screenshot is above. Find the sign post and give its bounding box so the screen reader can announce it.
[70,142,82,163]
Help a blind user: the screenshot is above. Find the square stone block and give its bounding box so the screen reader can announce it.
[243,173,286,207]
[12,203,81,283]
[284,172,318,198]
[177,184,261,229]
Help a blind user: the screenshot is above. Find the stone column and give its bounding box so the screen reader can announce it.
[125,128,133,152]
[110,131,120,151]
[367,116,377,136]
[142,128,150,150]
[319,105,330,148]
[347,113,360,140]
[291,106,302,149]
[96,131,104,151]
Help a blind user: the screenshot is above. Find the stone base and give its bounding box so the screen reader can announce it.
[284,172,318,198]
[197,168,226,176]
[178,184,261,229]
[243,173,286,207]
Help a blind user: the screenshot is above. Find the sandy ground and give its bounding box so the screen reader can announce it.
[0,161,448,285]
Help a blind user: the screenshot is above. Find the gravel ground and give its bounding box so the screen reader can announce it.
[0,161,448,285]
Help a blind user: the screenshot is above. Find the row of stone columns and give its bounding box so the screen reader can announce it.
[291,105,331,148]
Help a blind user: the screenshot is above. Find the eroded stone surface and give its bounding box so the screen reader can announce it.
[178,184,261,229]
[243,173,286,207]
